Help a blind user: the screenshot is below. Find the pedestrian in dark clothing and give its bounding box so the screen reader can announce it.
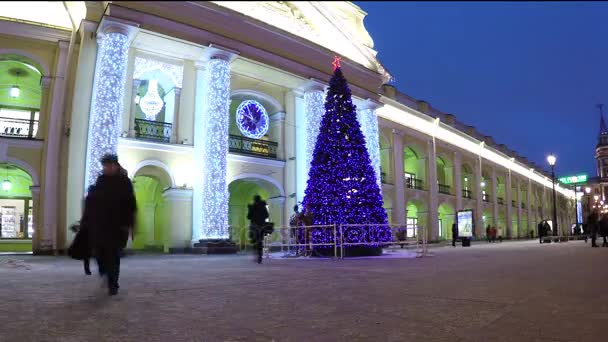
[452,223,458,247]
[537,221,545,244]
[90,154,137,295]
[68,185,98,275]
[486,225,491,243]
[247,195,269,264]
[600,214,608,247]
[588,212,599,248]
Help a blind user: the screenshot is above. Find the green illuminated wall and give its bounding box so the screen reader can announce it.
[228,180,269,249]
[133,176,168,250]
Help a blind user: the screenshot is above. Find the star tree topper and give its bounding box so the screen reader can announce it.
[332,56,341,71]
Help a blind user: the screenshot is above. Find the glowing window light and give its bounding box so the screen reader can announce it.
[139,79,164,120]
[84,32,130,189]
[199,58,231,240]
[2,179,11,191]
[9,86,20,98]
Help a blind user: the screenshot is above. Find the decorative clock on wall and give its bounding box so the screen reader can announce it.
[236,100,269,139]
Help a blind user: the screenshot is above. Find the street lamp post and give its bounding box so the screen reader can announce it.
[547,154,558,236]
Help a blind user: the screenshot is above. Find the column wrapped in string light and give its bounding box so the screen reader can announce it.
[304,88,325,182]
[199,57,231,239]
[357,107,382,187]
[84,29,130,188]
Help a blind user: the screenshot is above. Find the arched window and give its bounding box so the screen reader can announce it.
[0,60,41,139]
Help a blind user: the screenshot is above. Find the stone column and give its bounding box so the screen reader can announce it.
[454,151,463,211]
[268,196,286,228]
[192,63,206,243]
[194,47,237,242]
[491,168,499,228]
[357,100,383,187]
[427,139,439,240]
[475,157,484,237]
[527,179,533,237]
[162,189,192,253]
[506,170,513,238]
[284,91,298,220]
[171,87,182,144]
[269,111,286,160]
[36,77,52,139]
[29,186,41,253]
[128,79,142,138]
[392,129,405,225]
[301,79,326,186]
[40,40,69,254]
[516,178,523,238]
[84,19,139,189]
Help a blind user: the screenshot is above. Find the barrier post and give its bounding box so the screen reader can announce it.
[340,224,344,259]
[333,224,337,259]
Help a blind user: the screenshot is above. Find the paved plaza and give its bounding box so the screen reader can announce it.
[1,240,607,342]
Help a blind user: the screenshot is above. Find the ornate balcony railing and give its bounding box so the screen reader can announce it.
[134,119,172,143]
[497,197,505,205]
[229,134,278,159]
[462,189,472,199]
[438,183,451,195]
[0,117,38,139]
[405,177,424,190]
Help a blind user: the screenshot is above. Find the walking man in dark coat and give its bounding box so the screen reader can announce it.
[600,214,608,247]
[247,195,269,264]
[90,154,137,295]
[452,223,458,247]
[588,211,599,248]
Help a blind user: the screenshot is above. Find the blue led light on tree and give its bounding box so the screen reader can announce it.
[236,100,269,139]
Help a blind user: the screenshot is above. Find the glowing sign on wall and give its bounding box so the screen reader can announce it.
[558,174,587,185]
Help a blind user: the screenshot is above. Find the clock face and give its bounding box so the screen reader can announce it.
[236,100,269,139]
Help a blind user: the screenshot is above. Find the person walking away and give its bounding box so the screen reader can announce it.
[68,185,99,275]
[486,225,491,243]
[287,204,301,257]
[452,222,458,247]
[537,221,545,244]
[588,211,599,248]
[90,154,136,296]
[247,195,269,264]
[300,205,314,256]
[600,214,608,247]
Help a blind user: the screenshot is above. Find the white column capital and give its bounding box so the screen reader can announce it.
[268,196,286,206]
[29,185,41,196]
[201,44,239,63]
[162,188,193,201]
[297,78,326,94]
[97,17,140,44]
[270,111,286,122]
[40,76,52,89]
[358,98,382,111]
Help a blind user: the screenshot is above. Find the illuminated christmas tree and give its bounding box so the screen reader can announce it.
[302,57,391,257]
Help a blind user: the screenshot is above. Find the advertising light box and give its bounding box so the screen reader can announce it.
[457,210,474,238]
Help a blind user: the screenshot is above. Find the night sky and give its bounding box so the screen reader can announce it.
[356,1,608,178]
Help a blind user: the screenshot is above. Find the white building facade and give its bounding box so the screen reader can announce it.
[0,1,574,254]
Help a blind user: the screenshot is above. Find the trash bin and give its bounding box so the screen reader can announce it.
[462,238,471,247]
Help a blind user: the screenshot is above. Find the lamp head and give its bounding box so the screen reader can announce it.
[585,187,592,194]
[547,154,556,166]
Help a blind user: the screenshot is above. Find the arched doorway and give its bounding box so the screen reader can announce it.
[438,202,455,240]
[228,175,284,250]
[406,199,427,238]
[132,165,173,251]
[0,163,34,252]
